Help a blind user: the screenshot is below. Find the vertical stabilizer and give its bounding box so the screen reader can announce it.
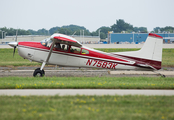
[139,33,163,61]
[114,33,163,70]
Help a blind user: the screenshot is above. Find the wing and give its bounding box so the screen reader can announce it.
[50,33,82,47]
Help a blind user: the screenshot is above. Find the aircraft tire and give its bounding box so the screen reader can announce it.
[34,68,45,75]
[33,68,45,77]
[42,69,45,75]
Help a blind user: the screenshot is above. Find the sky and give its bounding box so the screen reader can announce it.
[0,0,174,32]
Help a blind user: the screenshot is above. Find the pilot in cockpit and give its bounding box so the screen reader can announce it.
[62,45,65,50]
[55,43,61,50]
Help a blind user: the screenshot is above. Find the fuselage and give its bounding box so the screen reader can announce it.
[17,41,156,71]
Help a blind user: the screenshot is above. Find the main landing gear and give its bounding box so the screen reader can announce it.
[33,39,56,77]
[33,68,45,77]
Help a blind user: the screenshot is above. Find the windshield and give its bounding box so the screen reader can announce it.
[41,38,53,47]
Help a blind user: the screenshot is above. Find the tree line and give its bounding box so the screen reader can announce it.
[1,19,174,39]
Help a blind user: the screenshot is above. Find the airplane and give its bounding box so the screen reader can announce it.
[8,33,165,77]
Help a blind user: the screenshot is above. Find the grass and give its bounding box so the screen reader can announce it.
[0,48,41,66]
[162,49,174,67]
[0,77,174,89]
[0,95,174,120]
[0,48,174,67]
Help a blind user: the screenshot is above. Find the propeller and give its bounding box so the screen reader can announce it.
[15,29,18,42]
[8,29,18,57]
[13,46,16,57]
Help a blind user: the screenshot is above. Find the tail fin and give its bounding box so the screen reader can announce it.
[138,33,163,61]
[115,33,163,70]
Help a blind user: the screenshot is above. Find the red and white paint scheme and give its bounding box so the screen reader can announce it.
[8,33,163,77]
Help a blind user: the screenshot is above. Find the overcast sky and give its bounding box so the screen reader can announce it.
[0,0,174,32]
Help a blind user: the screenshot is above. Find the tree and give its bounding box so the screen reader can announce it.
[153,27,161,33]
[134,27,147,33]
[111,19,133,33]
[160,26,174,33]
[37,28,49,35]
[95,26,111,39]
[100,32,106,39]
[49,26,60,35]
[90,31,98,36]
[153,26,174,33]
[28,29,37,35]
[57,28,72,35]
[0,27,30,38]
[61,24,90,36]
[97,26,111,34]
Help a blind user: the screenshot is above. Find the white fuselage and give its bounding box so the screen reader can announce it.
[18,45,150,71]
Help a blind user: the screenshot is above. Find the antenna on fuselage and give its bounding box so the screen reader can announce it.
[72,31,76,37]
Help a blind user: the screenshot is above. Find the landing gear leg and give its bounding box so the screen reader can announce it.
[33,40,55,77]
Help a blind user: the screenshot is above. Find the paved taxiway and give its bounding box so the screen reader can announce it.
[0,70,174,77]
[0,89,174,96]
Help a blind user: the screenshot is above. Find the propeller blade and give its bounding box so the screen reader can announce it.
[13,46,16,57]
[15,29,18,42]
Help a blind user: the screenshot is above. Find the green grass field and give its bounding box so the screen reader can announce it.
[0,48,174,67]
[0,48,41,67]
[0,95,174,120]
[0,77,174,89]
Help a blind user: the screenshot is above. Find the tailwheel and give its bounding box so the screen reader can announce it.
[161,74,166,78]
[33,68,45,77]
[153,71,166,78]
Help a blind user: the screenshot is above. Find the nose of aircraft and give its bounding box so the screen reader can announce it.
[8,42,18,47]
[8,41,18,57]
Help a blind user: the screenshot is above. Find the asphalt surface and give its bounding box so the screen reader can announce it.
[0,69,174,77]
[0,65,174,77]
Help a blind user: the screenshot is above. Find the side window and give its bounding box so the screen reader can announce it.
[82,49,89,54]
[70,46,81,54]
[54,43,68,52]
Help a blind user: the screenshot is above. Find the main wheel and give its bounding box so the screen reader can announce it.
[34,68,45,75]
[33,68,45,77]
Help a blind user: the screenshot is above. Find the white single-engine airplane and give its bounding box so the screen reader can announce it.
[8,33,164,77]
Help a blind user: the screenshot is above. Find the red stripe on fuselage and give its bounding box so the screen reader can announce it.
[18,41,129,63]
[113,54,161,70]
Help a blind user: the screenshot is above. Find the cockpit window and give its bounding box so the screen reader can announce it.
[82,49,89,54]
[41,38,52,47]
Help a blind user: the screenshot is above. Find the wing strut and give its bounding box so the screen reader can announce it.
[40,40,55,70]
